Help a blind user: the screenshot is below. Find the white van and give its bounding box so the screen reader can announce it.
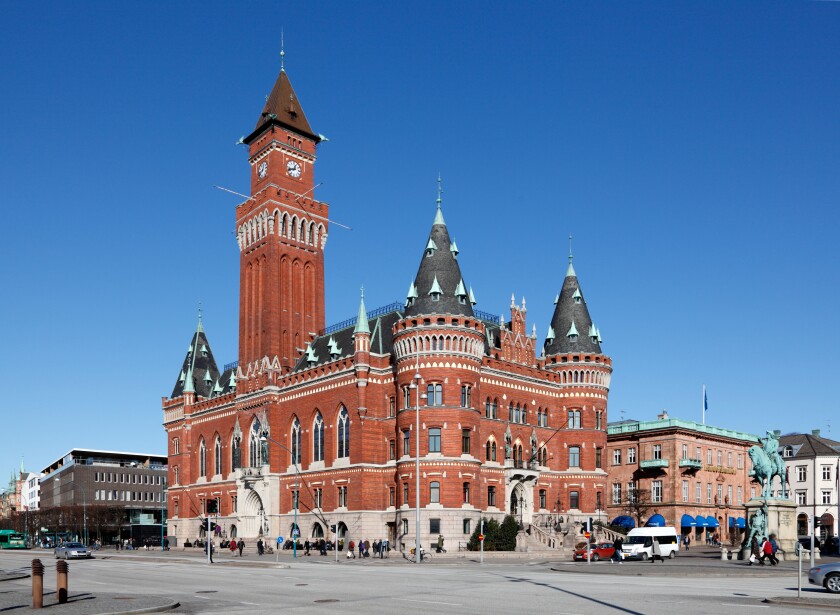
[621,527,680,560]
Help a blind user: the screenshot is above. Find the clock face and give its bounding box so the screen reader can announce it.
[286,160,302,178]
[257,161,268,179]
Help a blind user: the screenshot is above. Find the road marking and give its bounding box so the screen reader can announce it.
[393,597,463,606]
[240,601,261,605]
[720,605,768,609]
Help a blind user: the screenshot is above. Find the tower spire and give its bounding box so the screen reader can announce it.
[280,29,286,72]
[354,286,370,334]
[566,234,576,277]
[433,175,445,226]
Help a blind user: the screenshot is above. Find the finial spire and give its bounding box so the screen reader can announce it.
[566,234,577,277]
[436,173,443,210]
[198,301,202,324]
[432,175,446,225]
[354,286,370,334]
[569,234,573,264]
[280,29,286,72]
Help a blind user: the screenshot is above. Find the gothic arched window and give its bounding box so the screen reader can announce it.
[313,413,324,462]
[249,419,262,467]
[231,434,241,470]
[337,406,349,458]
[214,436,222,476]
[291,418,301,465]
[199,438,207,478]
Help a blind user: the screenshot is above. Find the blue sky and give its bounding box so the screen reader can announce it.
[1,1,838,479]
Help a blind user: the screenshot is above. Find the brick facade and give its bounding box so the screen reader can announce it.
[163,66,613,551]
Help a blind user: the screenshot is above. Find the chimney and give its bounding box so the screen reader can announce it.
[812,429,821,437]
[657,410,669,421]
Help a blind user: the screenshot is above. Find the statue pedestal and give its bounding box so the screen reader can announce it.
[738,498,797,560]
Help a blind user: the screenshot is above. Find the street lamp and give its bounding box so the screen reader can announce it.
[260,431,300,558]
[409,370,426,563]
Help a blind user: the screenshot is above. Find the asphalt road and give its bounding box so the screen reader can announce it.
[1,549,835,614]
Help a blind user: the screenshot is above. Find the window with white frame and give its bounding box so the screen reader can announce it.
[461,385,471,408]
[628,447,636,464]
[823,465,832,481]
[569,446,580,467]
[727,485,732,504]
[737,486,742,504]
[695,482,701,503]
[727,452,732,467]
[737,454,743,469]
[652,480,662,503]
[427,383,443,406]
[717,484,722,504]
[430,481,440,504]
[707,483,712,504]
[707,449,713,465]
[682,480,688,502]
[823,491,832,505]
[797,466,807,482]
[796,490,806,505]
[567,409,581,429]
[612,483,621,505]
[337,406,350,458]
[653,445,662,460]
[613,449,621,465]
[338,486,347,507]
[682,444,688,459]
[627,482,635,503]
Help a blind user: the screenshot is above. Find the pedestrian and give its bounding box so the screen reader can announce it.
[436,534,445,553]
[348,540,355,558]
[364,539,370,558]
[164,537,169,551]
[257,538,264,556]
[768,534,779,566]
[237,538,245,556]
[379,539,384,559]
[358,540,363,559]
[650,537,664,563]
[684,535,690,551]
[612,536,623,563]
[320,539,327,556]
[229,540,237,556]
[748,536,760,565]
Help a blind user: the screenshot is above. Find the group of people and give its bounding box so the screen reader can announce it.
[749,534,779,566]
[227,538,246,557]
[346,539,389,559]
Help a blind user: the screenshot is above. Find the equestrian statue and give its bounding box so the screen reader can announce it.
[747,431,787,499]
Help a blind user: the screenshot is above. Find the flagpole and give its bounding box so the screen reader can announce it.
[702,385,705,425]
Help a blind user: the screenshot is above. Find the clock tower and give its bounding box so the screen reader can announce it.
[236,64,327,372]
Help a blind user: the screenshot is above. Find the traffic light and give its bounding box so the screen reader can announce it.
[206,500,218,514]
[589,517,594,532]
[330,525,337,533]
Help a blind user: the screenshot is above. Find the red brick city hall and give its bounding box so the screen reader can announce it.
[162,64,613,550]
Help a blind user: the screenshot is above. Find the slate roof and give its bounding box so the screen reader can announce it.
[778,433,840,458]
[292,310,403,372]
[404,205,474,318]
[544,258,602,356]
[244,69,319,144]
[170,321,222,399]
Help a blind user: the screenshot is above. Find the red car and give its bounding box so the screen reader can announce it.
[573,542,615,561]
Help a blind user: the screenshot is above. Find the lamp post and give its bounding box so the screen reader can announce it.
[260,431,300,559]
[409,370,425,563]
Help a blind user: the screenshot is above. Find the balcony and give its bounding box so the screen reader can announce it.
[639,459,669,469]
[678,458,703,470]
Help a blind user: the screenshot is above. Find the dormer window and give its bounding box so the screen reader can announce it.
[455,279,468,305]
[200,344,208,357]
[567,320,579,342]
[431,292,440,302]
[572,288,582,304]
[428,275,443,302]
[425,238,438,257]
[783,446,793,458]
[406,282,418,308]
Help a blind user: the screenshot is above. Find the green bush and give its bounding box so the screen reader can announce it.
[467,516,519,551]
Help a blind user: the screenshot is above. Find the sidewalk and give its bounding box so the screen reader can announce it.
[0,588,178,615]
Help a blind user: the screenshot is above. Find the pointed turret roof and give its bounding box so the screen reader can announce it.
[544,254,602,356]
[170,317,222,398]
[354,288,371,334]
[404,186,474,318]
[244,69,319,144]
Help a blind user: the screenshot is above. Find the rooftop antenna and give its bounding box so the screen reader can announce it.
[620,409,626,421]
[280,29,286,72]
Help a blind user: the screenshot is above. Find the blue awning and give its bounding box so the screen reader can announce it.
[736,517,746,529]
[610,515,635,529]
[681,514,697,527]
[645,514,666,527]
[728,516,736,527]
[706,516,720,528]
[695,516,709,527]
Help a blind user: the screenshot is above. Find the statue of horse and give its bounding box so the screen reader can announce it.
[748,445,786,499]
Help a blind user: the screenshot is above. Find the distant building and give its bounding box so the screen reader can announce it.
[20,471,41,511]
[778,430,840,542]
[39,449,167,545]
[607,412,757,543]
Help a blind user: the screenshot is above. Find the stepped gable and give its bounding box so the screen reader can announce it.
[544,257,602,356]
[404,201,474,318]
[170,319,221,398]
[244,69,319,144]
[292,309,403,371]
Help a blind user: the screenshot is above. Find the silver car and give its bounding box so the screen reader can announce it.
[54,542,92,559]
[809,561,840,593]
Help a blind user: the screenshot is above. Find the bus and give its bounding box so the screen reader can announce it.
[0,530,27,549]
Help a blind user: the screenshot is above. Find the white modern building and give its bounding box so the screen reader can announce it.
[779,430,840,546]
[20,471,42,511]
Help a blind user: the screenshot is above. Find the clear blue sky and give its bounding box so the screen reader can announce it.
[1,1,838,478]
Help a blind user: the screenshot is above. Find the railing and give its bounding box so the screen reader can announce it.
[319,301,403,336]
[679,458,703,469]
[529,523,560,549]
[474,309,502,323]
[224,361,238,372]
[639,459,669,469]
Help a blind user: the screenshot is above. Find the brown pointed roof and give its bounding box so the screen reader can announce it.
[244,70,319,144]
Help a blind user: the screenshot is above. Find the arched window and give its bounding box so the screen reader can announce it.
[291,418,301,464]
[199,438,207,477]
[313,413,324,462]
[430,481,440,504]
[539,446,548,466]
[515,444,523,465]
[249,419,263,467]
[214,436,222,475]
[231,434,241,470]
[486,439,497,461]
[567,409,581,429]
[337,406,350,458]
[569,446,580,467]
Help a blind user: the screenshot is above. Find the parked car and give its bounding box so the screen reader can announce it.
[809,561,840,593]
[54,542,92,559]
[573,542,615,562]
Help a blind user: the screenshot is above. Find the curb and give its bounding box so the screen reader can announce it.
[763,597,840,611]
[98,600,181,615]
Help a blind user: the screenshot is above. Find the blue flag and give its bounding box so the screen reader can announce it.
[704,388,708,412]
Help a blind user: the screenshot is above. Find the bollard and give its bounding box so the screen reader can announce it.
[56,559,69,604]
[31,558,44,609]
[720,548,728,561]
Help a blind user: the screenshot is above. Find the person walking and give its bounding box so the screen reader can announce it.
[650,537,664,563]
[348,540,356,558]
[436,534,445,553]
[748,535,760,565]
[684,535,690,551]
[612,536,624,563]
[768,534,779,566]
[257,538,264,556]
[229,540,237,556]
[237,538,245,556]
